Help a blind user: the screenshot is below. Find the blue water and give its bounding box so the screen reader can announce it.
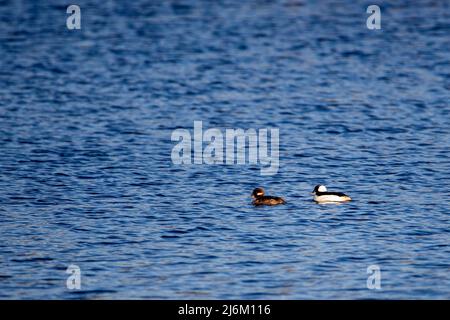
[0,0,449,299]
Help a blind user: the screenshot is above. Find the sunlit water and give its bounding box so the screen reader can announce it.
[0,0,449,299]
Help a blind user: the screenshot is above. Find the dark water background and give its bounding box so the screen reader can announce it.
[0,0,449,299]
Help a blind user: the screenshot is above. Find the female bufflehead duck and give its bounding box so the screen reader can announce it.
[251,188,286,206]
[312,185,352,203]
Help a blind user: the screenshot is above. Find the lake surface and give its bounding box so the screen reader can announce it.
[0,0,449,299]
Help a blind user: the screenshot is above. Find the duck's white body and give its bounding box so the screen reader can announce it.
[312,185,352,203]
[314,194,352,203]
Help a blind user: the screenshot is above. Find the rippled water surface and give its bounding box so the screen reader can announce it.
[0,0,449,299]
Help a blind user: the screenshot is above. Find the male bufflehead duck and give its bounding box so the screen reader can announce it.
[251,188,286,206]
[312,185,352,203]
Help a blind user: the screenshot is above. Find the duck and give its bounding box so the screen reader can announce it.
[251,188,286,206]
[312,185,352,203]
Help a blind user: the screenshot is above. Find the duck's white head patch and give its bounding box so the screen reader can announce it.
[318,185,327,192]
